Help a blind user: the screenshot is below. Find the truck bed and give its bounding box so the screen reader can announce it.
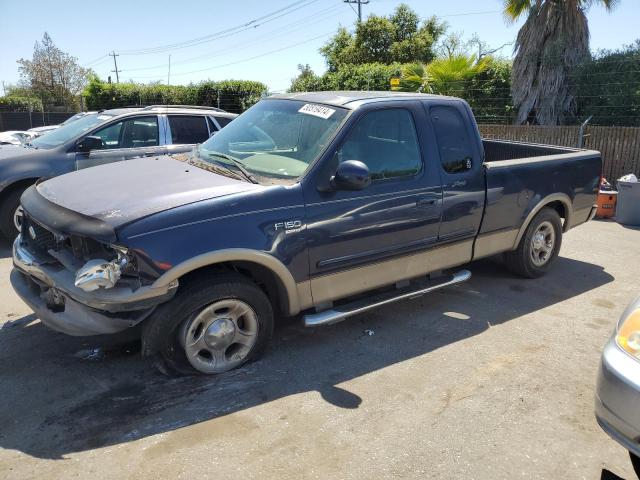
[473,139,601,260]
[482,139,579,163]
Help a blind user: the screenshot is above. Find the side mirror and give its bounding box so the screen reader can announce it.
[331,160,371,191]
[76,135,103,152]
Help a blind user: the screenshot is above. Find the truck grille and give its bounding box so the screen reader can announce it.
[22,216,57,253]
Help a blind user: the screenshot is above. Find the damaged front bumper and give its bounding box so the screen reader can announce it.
[11,237,178,336]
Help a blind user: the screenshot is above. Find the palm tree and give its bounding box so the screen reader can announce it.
[395,55,488,97]
[505,0,618,125]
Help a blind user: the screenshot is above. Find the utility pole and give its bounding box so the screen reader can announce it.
[344,0,369,23]
[1,81,5,96]
[109,51,121,83]
[167,54,171,86]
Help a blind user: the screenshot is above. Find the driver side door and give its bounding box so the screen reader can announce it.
[303,104,443,305]
[75,115,165,170]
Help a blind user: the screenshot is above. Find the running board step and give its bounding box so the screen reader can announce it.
[303,269,471,327]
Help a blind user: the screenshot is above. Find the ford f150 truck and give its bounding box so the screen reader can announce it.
[11,91,601,375]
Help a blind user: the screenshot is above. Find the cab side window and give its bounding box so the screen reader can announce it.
[430,106,473,174]
[168,115,210,144]
[92,116,159,150]
[214,116,233,128]
[337,108,422,180]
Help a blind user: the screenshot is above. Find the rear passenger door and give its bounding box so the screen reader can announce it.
[165,115,212,155]
[75,115,165,170]
[427,103,485,243]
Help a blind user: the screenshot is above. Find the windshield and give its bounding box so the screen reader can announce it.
[196,99,348,183]
[60,112,87,125]
[30,113,113,149]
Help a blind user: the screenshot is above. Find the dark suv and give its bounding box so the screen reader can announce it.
[0,105,236,238]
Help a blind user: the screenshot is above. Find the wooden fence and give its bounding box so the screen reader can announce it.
[479,124,640,181]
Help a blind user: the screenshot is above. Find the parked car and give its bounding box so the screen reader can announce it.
[595,295,640,477]
[0,105,237,238]
[0,130,39,145]
[10,91,601,375]
[27,111,97,135]
[27,125,60,135]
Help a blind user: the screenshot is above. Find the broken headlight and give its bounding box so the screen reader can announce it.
[74,246,131,292]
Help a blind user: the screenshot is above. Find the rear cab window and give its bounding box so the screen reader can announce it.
[168,115,210,144]
[430,105,474,174]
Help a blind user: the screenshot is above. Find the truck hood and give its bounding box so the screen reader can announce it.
[0,144,38,160]
[35,155,261,228]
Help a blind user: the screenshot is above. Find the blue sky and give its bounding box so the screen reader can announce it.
[1,0,638,94]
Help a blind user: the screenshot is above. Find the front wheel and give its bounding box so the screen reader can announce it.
[142,274,274,375]
[504,207,563,278]
[0,187,27,240]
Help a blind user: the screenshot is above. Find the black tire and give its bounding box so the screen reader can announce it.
[0,187,26,240]
[630,452,640,478]
[142,273,274,376]
[504,207,563,278]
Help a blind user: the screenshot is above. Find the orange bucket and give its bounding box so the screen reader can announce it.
[596,191,617,218]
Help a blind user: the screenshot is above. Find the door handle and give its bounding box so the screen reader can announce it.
[416,196,437,208]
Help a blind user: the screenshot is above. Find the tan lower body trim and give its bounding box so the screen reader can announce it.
[473,228,519,259]
[296,280,314,312]
[309,239,473,306]
[568,206,593,229]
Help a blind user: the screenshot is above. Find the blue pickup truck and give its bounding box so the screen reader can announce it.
[11,91,601,375]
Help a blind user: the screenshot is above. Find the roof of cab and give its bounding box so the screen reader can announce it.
[267,91,461,109]
[99,106,237,117]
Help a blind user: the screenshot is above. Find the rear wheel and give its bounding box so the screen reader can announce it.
[504,207,563,278]
[142,274,274,375]
[0,187,27,240]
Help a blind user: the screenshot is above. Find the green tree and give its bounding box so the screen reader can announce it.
[319,4,445,70]
[505,0,618,125]
[17,32,90,109]
[288,64,324,92]
[395,55,489,97]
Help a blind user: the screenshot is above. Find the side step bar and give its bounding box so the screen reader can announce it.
[303,269,471,327]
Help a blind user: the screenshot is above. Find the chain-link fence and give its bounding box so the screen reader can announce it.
[0,111,76,131]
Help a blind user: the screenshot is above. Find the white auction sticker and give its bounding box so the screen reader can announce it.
[298,103,335,119]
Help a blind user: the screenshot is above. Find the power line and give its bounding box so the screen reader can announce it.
[128,31,333,80]
[118,0,319,55]
[119,4,342,73]
[344,0,369,22]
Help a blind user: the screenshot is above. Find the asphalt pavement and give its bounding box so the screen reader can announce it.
[0,219,638,479]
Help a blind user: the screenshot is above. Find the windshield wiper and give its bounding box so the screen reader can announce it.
[187,156,245,182]
[206,152,259,184]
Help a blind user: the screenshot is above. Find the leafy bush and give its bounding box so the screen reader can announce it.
[83,76,268,113]
[465,58,513,123]
[573,41,640,126]
[0,96,44,112]
[289,63,404,92]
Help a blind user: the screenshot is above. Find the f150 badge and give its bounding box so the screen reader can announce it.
[274,220,304,234]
